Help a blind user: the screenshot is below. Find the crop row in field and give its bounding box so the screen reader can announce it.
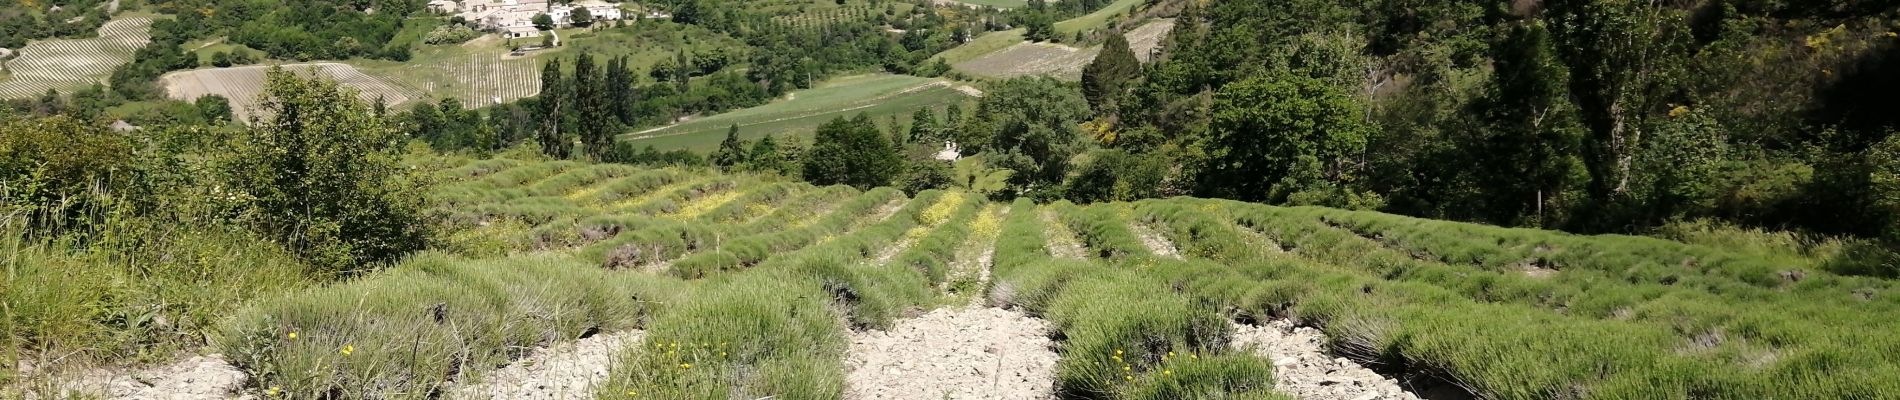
[160,63,419,122]
[0,17,152,99]
[200,155,1900,399]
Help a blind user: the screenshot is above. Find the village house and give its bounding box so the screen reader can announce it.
[428,0,625,38]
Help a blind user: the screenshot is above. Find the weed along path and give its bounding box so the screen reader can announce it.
[1233,320,1422,400]
[450,330,646,400]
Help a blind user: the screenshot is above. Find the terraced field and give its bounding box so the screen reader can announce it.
[623,73,979,151]
[953,18,1173,80]
[45,154,1896,399]
[0,17,152,99]
[160,63,420,122]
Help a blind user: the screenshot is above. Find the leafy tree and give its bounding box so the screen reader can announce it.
[196,94,234,124]
[898,159,954,195]
[804,114,904,190]
[534,13,556,31]
[1081,31,1141,113]
[224,68,431,273]
[746,134,789,174]
[968,78,1090,198]
[571,6,595,27]
[1197,72,1372,204]
[711,124,750,170]
[908,108,941,144]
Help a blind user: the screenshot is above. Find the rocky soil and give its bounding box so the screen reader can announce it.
[845,307,1058,400]
[42,354,249,400]
[450,330,645,400]
[1233,320,1421,400]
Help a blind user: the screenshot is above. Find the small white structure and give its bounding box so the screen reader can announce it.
[501,25,542,39]
[436,0,625,33]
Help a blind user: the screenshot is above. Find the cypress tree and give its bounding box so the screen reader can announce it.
[712,124,750,170]
[1081,31,1140,113]
[536,59,572,158]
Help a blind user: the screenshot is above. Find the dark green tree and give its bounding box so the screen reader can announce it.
[534,13,556,30]
[746,134,789,174]
[536,59,573,158]
[804,114,904,190]
[711,124,750,170]
[1197,72,1372,203]
[196,94,232,124]
[1081,31,1141,113]
[225,68,431,273]
[968,78,1090,198]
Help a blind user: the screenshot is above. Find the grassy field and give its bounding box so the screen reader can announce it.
[0,16,151,99]
[621,73,978,152]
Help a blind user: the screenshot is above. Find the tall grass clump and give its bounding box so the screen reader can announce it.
[219,252,680,398]
[599,265,847,399]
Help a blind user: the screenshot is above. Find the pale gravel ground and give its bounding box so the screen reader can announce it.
[1040,211,1088,260]
[449,330,645,400]
[845,307,1059,400]
[1127,221,1181,259]
[39,354,250,400]
[1232,320,1421,400]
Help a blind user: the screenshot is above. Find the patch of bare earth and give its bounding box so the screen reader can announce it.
[1040,210,1088,260]
[1125,19,1175,63]
[1231,320,1420,400]
[1127,221,1181,259]
[845,307,1058,400]
[954,42,1097,81]
[34,354,248,400]
[449,330,645,400]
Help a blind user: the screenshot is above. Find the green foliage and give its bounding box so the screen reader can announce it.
[951,155,1014,197]
[224,68,432,274]
[1081,31,1140,112]
[969,77,1091,199]
[711,124,750,171]
[803,114,903,190]
[1197,71,1372,205]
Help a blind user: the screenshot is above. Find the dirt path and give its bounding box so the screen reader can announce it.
[845,307,1058,400]
[38,354,248,399]
[1127,220,1180,259]
[449,330,645,400]
[1040,210,1088,260]
[1232,320,1420,400]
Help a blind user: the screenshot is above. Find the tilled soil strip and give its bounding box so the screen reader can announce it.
[845,307,1058,400]
[450,330,645,400]
[1231,320,1421,400]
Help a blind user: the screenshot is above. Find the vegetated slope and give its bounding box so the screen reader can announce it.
[197,156,1900,399]
[622,74,976,151]
[161,63,418,123]
[0,17,152,99]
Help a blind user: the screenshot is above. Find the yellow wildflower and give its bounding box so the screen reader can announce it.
[266,386,281,396]
[287,332,298,340]
[340,344,354,356]
[680,363,692,369]
[1164,370,1173,376]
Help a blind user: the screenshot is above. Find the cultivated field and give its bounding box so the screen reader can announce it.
[954,17,1174,80]
[623,73,979,151]
[0,17,152,99]
[160,63,419,122]
[36,154,1900,398]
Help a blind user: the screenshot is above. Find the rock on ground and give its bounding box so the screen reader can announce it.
[45,354,249,400]
[1232,320,1421,400]
[450,330,645,400]
[846,307,1057,400]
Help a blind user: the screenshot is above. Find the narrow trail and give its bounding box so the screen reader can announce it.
[1232,320,1421,400]
[449,330,645,400]
[37,354,248,400]
[1127,220,1181,259]
[1040,210,1088,260]
[844,307,1058,400]
[844,204,1056,400]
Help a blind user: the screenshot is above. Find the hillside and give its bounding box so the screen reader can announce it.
[17,154,1896,398]
[622,73,979,152]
